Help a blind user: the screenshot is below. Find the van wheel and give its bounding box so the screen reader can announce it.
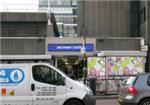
[139,98,150,105]
[65,99,83,105]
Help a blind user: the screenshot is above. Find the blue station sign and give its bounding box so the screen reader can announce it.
[48,44,94,52]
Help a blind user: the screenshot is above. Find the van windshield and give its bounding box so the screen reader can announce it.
[122,76,137,86]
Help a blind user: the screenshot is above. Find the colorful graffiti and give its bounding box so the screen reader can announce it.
[107,80,121,93]
[107,57,145,76]
[87,57,105,79]
[87,56,145,94]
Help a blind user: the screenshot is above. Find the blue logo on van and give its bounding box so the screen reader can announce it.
[0,68,25,85]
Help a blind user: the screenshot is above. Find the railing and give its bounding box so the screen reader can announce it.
[57,23,78,37]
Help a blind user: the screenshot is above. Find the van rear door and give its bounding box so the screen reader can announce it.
[30,64,67,105]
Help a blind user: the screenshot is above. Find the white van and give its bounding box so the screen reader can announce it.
[0,63,95,105]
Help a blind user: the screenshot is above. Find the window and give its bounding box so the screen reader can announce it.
[32,65,65,86]
[122,76,137,86]
[39,0,48,8]
[147,76,150,86]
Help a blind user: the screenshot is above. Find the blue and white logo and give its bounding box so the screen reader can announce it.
[0,68,25,86]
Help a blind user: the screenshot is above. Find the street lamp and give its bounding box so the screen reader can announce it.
[80,34,86,85]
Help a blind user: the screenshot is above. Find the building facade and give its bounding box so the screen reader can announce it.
[139,1,150,70]
[78,0,150,71]
[0,12,47,55]
[78,1,131,37]
[39,0,78,37]
[0,0,149,80]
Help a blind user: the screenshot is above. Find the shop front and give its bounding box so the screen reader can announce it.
[46,37,96,80]
[87,51,147,95]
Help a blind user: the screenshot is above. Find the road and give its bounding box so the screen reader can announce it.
[96,99,119,105]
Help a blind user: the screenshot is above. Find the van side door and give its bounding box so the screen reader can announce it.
[30,64,66,105]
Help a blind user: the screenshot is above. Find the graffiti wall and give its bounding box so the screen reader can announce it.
[87,56,145,94]
[107,57,145,76]
[87,57,105,79]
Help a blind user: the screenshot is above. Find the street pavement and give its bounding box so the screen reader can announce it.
[96,99,119,105]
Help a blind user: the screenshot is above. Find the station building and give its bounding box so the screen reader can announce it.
[0,0,149,94]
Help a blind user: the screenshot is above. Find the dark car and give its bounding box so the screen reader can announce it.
[118,73,150,105]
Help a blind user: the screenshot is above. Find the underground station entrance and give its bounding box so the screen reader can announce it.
[55,57,85,80]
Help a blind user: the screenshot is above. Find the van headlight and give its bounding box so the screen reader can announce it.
[84,86,93,95]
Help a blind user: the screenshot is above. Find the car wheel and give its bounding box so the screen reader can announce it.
[139,98,150,105]
[64,99,83,105]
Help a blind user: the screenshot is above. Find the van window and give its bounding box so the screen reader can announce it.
[32,65,65,86]
[122,76,137,86]
[147,76,150,86]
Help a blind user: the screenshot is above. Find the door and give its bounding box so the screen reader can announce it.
[30,64,66,105]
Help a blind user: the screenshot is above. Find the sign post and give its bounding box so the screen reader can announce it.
[82,32,87,84]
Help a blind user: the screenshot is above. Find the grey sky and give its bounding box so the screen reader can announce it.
[0,0,39,12]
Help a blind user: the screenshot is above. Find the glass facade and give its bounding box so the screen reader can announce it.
[39,0,78,37]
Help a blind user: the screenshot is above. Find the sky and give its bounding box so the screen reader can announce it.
[0,0,39,12]
[0,0,38,4]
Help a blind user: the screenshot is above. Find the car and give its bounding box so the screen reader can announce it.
[118,73,150,105]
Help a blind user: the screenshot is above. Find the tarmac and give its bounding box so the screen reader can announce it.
[95,95,117,99]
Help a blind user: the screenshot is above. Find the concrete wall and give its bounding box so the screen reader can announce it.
[1,12,48,37]
[1,12,47,22]
[0,12,48,55]
[96,38,142,51]
[0,38,45,55]
[78,1,131,37]
[1,22,47,37]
